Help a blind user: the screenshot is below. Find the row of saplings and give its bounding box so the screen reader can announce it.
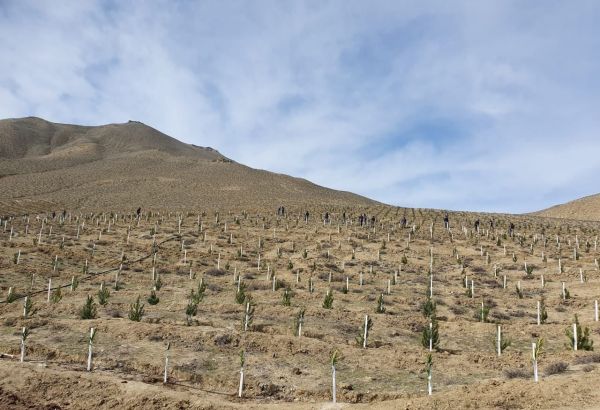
[14,275,595,402]
[421,286,594,389]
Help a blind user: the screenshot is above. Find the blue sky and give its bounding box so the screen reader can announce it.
[1,1,600,213]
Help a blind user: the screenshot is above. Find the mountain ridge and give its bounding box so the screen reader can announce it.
[0,117,377,213]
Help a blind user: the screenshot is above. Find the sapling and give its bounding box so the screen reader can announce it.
[375,293,385,313]
[293,307,306,337]
[515,284,523,299]
[147,290,160,305]
[538,298,548,324]
[190,279,207,304]
[97,283,110,306]
[356,315,373,348]
[479,301,490,323]
[421,297,436,318]
[87,327,97,371]
[50,286,62,304]
[20,327,29,362]
[282,287,293,306]
[185,299,198,325]
[422,318,439,351]
[5,286,15,303]
[154,276,163,291]
[23,295,36,318]
[532,338,544,382]
[128,296,145,321]
[525,265,534,278]
[235,282,247,304]
[565,314,593,351]
[80,295,97,319]
[322,289,334,309]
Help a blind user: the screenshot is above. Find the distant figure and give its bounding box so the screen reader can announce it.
[489,219,494,229]
[509,222,515,237]
[136,207,141,217]
[342,212,346,222]
[52,211,56,219]
[359,214,364,227]
[304,211,309,223]
[324,212,330,224]
[371,216,376,226]
[62,210,67,219]
[281,206,285,216]
[443,213,449,230]
[474,219,480,232]
[401,216,407,228]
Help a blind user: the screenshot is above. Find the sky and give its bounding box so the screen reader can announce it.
[1,1,600,213]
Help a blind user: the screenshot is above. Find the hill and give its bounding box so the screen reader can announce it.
[534,193,600,221]
[0,117,376,214]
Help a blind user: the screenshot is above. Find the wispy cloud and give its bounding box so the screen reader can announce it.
[1,0,600,213]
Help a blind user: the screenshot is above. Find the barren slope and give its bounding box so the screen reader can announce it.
[0,117,376,213]
[535,193,600,221]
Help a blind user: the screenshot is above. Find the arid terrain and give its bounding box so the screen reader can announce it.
[536,194,600,222]
[0,117,374,213]
[2,118,600,409]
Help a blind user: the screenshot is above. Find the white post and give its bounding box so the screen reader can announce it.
[163,342,170,384]
[573,323,578,351]
[47,278,52,302]
[429,321,433,352]
[87,328,95,371]
[238,365,244,398]
[20,327,26,362]
[427,369,432,396]
[497,325,502,356]
[332,364,337,403]
[537,301,541,325]
[503,275,507,289]
[595,300,599,322]
[429,274,433,298]
[363,315,368,348]
[532,342,538,382]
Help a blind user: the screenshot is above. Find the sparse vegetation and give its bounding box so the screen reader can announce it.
[128,296,145,322]
[80,295,97,320]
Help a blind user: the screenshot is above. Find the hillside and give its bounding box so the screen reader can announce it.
[535,193,600,221]
[0,117,376,214]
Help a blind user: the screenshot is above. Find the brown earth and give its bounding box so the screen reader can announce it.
[1,208,600,409]
[535,193,600,221]
[0,117,375,215]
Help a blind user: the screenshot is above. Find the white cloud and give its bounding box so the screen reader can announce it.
[1,0,600,213]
